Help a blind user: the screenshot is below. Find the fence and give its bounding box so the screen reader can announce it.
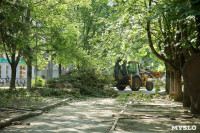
[0,78,27,87]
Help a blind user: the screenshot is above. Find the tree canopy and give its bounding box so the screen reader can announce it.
[0,0,200,102]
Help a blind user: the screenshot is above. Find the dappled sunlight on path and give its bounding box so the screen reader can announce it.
[1,98,122,133]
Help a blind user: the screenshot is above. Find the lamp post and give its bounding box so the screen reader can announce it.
[35,22,38,87]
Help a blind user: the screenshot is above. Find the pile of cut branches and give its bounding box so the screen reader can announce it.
[47,67,119,97]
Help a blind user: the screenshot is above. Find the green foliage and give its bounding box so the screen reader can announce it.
[2,0,199,95]
[0,87,71,109]
[32,76,46,87]
[46,78,56,88]
[62,68,113,88]
[0,88,40,107]
[47,67,118,97]
[155,86,161,95]
[154,79,165,88]
[37,88,69,97]
[117,91,154,104]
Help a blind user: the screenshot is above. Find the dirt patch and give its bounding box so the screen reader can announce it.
[114,104,200,133]
[0,95,70,122]
[111,89,200,132]
[0,97,60,109]
[116,118,199,133]
[0,108,26,121]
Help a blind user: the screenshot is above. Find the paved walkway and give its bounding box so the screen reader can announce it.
[1,98,123,133]
[1,89,199,133]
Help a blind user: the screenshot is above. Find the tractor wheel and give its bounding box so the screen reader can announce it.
[117,86,126,91]
[131,77,141,91]
[146,81,153,91]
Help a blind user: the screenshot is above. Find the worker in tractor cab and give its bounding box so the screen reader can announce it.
[127,61,136,74]
[114,58,122,81]
[121,60,129,80]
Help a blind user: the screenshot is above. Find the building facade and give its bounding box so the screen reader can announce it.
[0,59,34,86]
[37,63,69,79]
[0,58,69,86]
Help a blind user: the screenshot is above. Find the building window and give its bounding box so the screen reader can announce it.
[20,66,26,79]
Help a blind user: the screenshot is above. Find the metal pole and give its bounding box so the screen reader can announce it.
[50,32,53,79]
[50,51,53,78]
[35,22,38,87]
[47,61,50,79]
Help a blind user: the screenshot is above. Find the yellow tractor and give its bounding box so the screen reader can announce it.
[114,59,153,91]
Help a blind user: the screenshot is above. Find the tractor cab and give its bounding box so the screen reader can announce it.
[127,60,140,74]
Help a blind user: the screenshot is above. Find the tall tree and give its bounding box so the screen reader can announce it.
[0,0,29,89]
[146,0,200,101]
[107,0,200,102]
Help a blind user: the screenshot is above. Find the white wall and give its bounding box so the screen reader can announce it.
[0,62,34,79]
[37,65,66,79]
[0,62,67,80]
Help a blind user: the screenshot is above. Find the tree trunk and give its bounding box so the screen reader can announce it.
[27,60,32,91]
[195,15,200,50]
[50,52,53,79]
[170,71,174,93]
[183,85,191,107]
[59,63,62,77]
[165,64,170,94]
[174,70,183,102]
[10,65,17,89]
[6,52,20,90]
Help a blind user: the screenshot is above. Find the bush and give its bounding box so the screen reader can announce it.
[66,68,116,96]
[32,76,46,87]
[38,88,66,97]
[47,67,117,97]
[117,91,154,104]
[46,78,58,88]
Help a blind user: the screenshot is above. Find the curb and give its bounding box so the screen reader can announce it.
[0,112,32,129]
[39,98,70,111]
[110,117,120,132]
[0,98,70,129]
